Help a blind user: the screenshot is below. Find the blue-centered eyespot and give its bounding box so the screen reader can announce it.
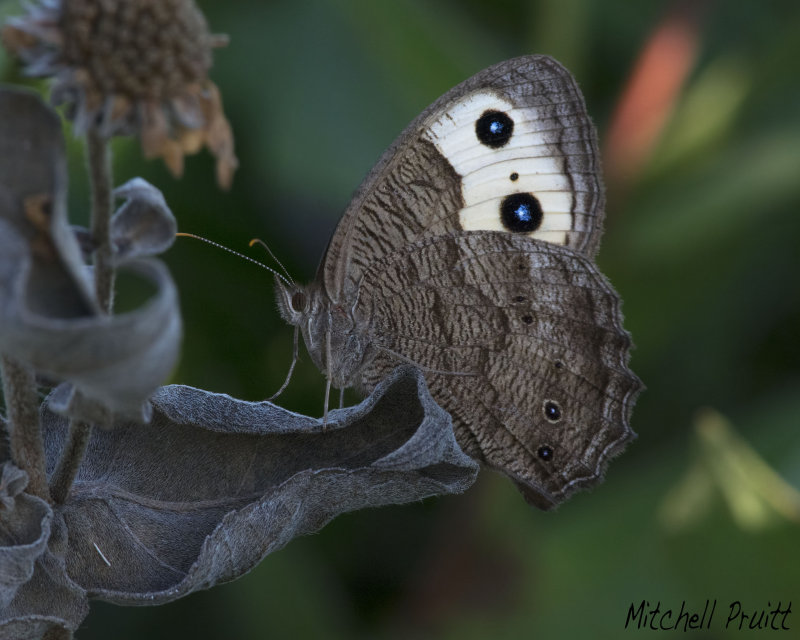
[543,400,562,423]
[500,193,543,233]
[475,110,514,148]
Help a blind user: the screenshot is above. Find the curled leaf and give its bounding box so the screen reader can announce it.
[0,463,28,510]
[110,178,177,262]
[46,383,148,427]
[0,221,182,421]
[0,546,88,639]
[0,463,53,610]
[0,86,96,319]
[0,87,183,421]
[39,366,477,604]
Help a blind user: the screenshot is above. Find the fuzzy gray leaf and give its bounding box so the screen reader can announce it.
[0,88,183,421]
[0,464,53,610]
[0,86,95,319]
[0,222,182,422]
[39,366,476,605]
[111,178,177,261]
[0,545,88,639]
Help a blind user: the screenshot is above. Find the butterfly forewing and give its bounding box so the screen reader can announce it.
[321,55,605,303]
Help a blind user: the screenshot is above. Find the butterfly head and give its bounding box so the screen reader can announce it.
[275,276,373,389]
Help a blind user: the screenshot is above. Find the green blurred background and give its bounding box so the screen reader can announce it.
[3,0,800,637]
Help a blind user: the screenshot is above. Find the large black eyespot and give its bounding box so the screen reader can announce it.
[537,445,554,461]
[475,110,514,148]
[500,193,543,233]
[290,291,307,312]
[543,400,562,422]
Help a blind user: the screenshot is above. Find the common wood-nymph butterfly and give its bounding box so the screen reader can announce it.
[276,55,642,509]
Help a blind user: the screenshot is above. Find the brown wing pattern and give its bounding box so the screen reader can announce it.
[321,55,604,304]
[354,232,641,508]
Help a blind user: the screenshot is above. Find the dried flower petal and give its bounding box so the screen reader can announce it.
[3,0,238,189]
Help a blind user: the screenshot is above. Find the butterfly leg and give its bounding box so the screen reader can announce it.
[322,328,332,431]
[268,325,299,401]
[323,376,331,431]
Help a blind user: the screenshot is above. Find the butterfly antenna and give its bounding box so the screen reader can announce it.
[249,238,295,286]
[175,232,293,287]
[177,231,302,401]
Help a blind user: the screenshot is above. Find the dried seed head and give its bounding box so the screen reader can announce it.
[59,0,217,100]
[2,0,237,189]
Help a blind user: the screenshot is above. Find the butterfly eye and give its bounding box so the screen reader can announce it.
[290,291,307,312]
[537,445,554,461]
[543,400,562,422]
[475,110,514,148]
[500,193,543,233]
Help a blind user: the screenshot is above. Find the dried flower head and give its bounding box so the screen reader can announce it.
[2,0,238,189]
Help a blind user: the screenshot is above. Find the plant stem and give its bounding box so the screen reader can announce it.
[0,356,50,502]
[49,419,91,504]
[48,130,115,501]
[43,625,72,640]
[86,129,115,313]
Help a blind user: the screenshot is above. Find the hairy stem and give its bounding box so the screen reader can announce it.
[49,419,91,504]
[86,129,115,313]
[0,412,9,464]
[0,356,50,502]
[49,131,116,500]
[43,625,73,640]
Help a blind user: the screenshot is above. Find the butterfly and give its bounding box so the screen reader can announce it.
[276,55,642,509]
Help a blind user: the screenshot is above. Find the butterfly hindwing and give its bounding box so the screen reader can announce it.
[354,232,639,508]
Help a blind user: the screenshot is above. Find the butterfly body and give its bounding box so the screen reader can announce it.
[277,55,642,509]
[276,281,375,390]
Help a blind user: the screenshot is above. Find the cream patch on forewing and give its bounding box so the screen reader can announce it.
[425,91,573,245]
